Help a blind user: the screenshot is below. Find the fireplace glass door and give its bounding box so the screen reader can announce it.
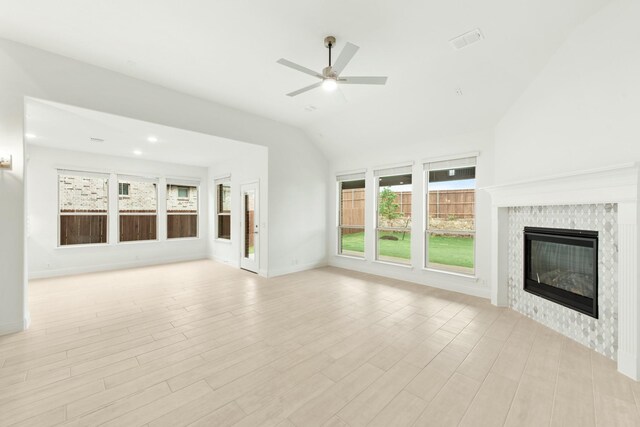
[524,227,598,318]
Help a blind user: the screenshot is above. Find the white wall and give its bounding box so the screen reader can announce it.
[327,129,494,298]
[208,148,270,275]
[27,146,209,278]
[0,38,328,335]
[494,0,640,183]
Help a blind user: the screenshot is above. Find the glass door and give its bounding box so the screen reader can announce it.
[240,182,259,273]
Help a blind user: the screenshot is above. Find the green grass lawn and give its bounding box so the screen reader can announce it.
[341,231,474,268]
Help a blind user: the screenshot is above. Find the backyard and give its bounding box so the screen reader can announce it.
[341,231,474,269]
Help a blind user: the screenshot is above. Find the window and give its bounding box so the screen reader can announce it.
[167,183,199,239]
[118,182,130,196]
[337,173,365,257]
[216,181,231,240]
[177,186,189,199]
[58,171,109,246]
[118,176,158,242]
[425,157,476,275]
[375,166,413,265]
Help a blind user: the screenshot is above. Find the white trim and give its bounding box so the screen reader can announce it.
[209,254,240,268]
[328,260,490,299]
[57,168,110,178]
[373,260,413,269]
[374,164,413,177]
[267,260,328,277]
[214,173,231,182]
[0,315,30,336]
[118,174,159,183]
[117,238,160,245]
[372,160,414,172]
[28,254,209,280]
[56,243,110,250]
[336,168,367,179]
[336,171,366,182]
[335,254,366,261]
[484,162,637,192]
[165,178,201,186]
[423,267,479,281]
[165,237,201,242]
[421,151,480,165]
[483,163,639,207]
[56,165,201,182]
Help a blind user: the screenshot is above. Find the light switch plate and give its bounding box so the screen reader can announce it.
[0,154,12,170]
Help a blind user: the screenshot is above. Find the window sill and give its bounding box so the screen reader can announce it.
[423,267,478,281]
[372,260,413,269]
[118,239,160,245]
[56,243,110,249]
[215,239,232,244]
[166,237,201,242]
[335,254,366,261]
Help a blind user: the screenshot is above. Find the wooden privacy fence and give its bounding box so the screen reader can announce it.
[59,214,107,245]
[60,212,198,244]
[120,215,157,242]
[429,189,474,219]
[340,189,475,231]
[168,214,198,239]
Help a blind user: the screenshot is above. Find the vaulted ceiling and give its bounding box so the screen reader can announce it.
[0,0,610,158]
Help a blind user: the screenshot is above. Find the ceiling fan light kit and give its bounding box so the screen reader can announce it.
[277,36,387,97]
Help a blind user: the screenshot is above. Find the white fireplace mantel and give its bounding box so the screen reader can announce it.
[483,163,640,380]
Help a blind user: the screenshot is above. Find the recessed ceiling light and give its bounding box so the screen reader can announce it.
[147,136,158,143]
[133,150,142,155]
[25,133,36,139]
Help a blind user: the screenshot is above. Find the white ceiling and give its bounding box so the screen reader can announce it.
[25,98,263,167]
[1,0,610,159]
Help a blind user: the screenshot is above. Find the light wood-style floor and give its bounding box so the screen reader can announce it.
[1,260,639,426]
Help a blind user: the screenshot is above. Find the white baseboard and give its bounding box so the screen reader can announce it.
[268,259,328,278]
[29,254,209,280]
[0,313,30,336]
[328,257,491,299]
[618,349,640,381]
[209,254,240,269]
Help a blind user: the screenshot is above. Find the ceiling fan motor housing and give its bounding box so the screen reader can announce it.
[324,36,336,48]
[322,66,337,79]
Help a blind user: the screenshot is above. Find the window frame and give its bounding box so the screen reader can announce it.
[166,181,200,240]
[215,180,232,241]
[336,173,366,259]
[117,175,159,243]
[373,165,413,266]
[423,157,477,276]
[118,182,130,197]
[57,170,110,247]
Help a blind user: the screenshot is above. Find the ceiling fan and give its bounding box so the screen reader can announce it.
[277,36,388,97]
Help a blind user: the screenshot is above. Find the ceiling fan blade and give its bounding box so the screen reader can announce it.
[339,76,388,85]
[286,82,323,97]
[332,42,359,75]
[277,58,322,79]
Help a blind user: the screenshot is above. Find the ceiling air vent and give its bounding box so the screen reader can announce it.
[449,28,483,50]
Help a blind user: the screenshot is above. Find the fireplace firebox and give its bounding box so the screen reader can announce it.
[524,227,598,318]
